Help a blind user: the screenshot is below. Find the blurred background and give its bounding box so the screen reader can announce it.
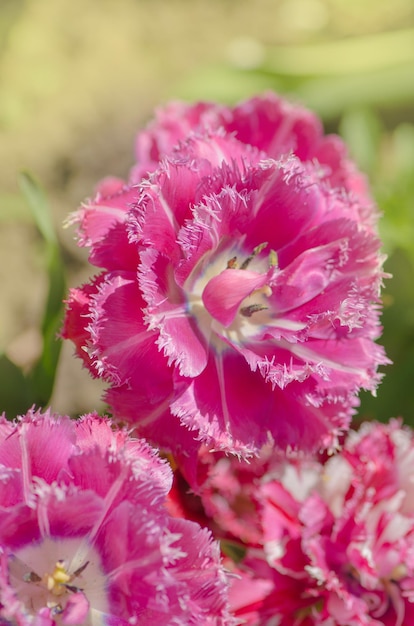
[1,0,413,425]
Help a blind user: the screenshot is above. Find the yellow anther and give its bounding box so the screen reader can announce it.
[45,561,71,596]
[269,249,278,267]
[258,285,272,297]
[53,569,71,584]
[240,242,268,270]
[390,563,407,581]
[53,561,71,583]
[47,575,55,591]
[253,242,268,255]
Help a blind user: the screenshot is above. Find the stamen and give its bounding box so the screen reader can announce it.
[46,561,71,596]
[72,561,90,578]
[269,249,278,267]
[23,558,89,597]
[389,564,407,582]
[240,242,268,270]
[255,285,272,298]
[14,538,108,621]
[240,304,268,317]
[23,571,42,583]
[64,583,84,593]
[226,256,238,269]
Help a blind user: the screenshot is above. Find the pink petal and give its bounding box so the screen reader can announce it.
[172,349,348,455]
[60,276,105,373]
[62,592,90,624]
[89,272,165,384]
[0,409,76,487]
[270,240,348,314]
[202,269,270,327]
[128,160,203,262]
[73,186,139,270]
[245,158,324,254]
[34,609,55,626]
[133,101,225,167]
[139,249,209,377]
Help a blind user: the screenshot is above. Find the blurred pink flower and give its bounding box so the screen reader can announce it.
[176,444,281,545]
[227,420,414,625]
[0,408,233,625]
[63,93,387,460]
[130,93,374,212]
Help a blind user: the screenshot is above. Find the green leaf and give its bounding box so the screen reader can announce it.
[19,171,57,245]
[41,244,66,337]
[0,354,31,417]
[339,108,383,177]
[359,249,414,423]
[28,311,63,407]
[374,123,414,262]
[19,172,66,407]
[220,539,247,563]
[294,63,414,121]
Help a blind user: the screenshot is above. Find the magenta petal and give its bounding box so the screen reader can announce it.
[0,503,40,548]
[73,186,139,271]
[89,272,163,382]
[61,276,105,373]
[133,101,225,167]
[129,161,203,262]
[172,350,269,454]
[270,240,347,314]
[139,249,209,377]
[75,199,127,248]
[0,466,22,508]
[0,409,76,486]
[89,272,177,425]
[106,380,199,455]
[88,221,139,271]
[245,160,323,253]
[202,269,269,327]
[34,609,55,626]
[172,349,348,455]
[228,92,321,159]
[158,309,209,377]
[47,490,104,537]
[175,186,255,289]
[62,592,90,624]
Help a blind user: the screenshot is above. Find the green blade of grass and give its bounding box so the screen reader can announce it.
[19,172,66,408]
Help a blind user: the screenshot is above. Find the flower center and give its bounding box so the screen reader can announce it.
[26,558,85,597]
[187,242,277,345]
[9,537,109,625]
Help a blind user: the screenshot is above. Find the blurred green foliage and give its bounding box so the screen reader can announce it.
[0,174,65,416]
[0,0,413,425]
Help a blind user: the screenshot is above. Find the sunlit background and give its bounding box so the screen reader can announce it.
[1,0,413,425]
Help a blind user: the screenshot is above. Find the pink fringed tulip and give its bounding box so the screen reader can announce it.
[130,94,374,211]
[0,409,233,625]
[225,420,414,625]
[62,93,388,460]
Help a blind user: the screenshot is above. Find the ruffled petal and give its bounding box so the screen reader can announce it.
[202,269,270,327]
